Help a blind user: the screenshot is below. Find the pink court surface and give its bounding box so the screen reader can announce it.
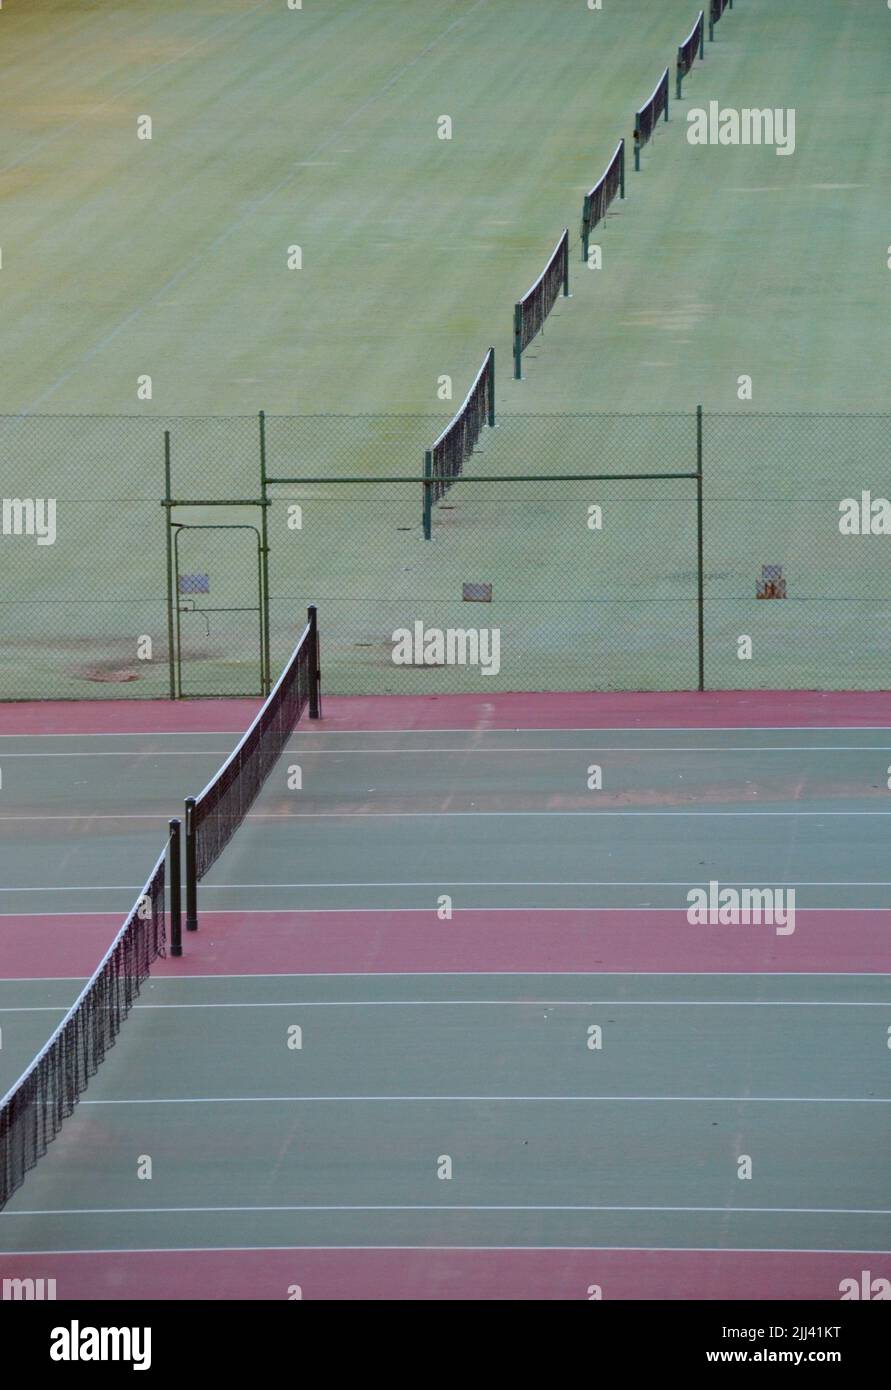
[1,690,890,1300]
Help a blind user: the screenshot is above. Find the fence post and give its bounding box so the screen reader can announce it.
[169,818,182,958]
[696,404,705,692]
[164,431,176,700]
[258,411,272,695]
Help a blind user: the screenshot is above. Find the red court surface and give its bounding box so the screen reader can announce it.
[2,688,890,736]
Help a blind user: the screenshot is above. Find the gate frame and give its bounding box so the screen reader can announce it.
[171,521,265,699]
[162,424,273,698]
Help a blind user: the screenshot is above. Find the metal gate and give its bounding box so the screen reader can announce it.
[171,524,265,697]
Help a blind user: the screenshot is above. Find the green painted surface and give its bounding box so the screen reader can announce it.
[1,723,889,1253]
[0,725,890,915]
[2,973,889,1253]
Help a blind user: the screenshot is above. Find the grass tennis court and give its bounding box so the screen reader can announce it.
[3,0,889,417]
[2,1,891,702]
[1,0,890,1309]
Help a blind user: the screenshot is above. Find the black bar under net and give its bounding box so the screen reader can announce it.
[185,607,321,929]
[0,847,167,1211]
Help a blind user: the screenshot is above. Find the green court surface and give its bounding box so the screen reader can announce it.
[1,972,890,1254]
[2,722,891,916]
[0,718,889,1260]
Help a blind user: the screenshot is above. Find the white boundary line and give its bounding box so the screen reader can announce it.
[1,901,888,913]
[3,997,889,1012]
[2,810,891,821]
[73,1094,890,1106]
[5,1204,891,1217]
[3,878,890,892]
[2,970,889,981]
[3,744,891,755]
[1,1243,888,1256]
[2,724,891,738]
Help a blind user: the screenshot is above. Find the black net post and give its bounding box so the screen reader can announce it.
[513,304,523,380]
[185,797,198,932]
[308,605,321,719]
[169,818,182,957]
[423,450,434,539]
[487,348,496,428]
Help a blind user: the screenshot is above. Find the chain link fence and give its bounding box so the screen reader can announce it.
[1,412,888,698]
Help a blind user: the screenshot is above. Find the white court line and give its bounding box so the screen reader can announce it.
[2,810,891,822]
[2,1244,888,1257]
[2,878,889,892]
[2,998,888,1013]
[2,725,890,739]
[5,1204,890,1218]
[2,745,890,756]
[0,751,237,759]
[3,970,889,982]
[1,906,887,918]
[0,732,232,739]
[125,998,891,1009]
[76,1094,889,1105]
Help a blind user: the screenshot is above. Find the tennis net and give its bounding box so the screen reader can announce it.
[513,229,570,380]
[633,68,669,171]
[0,847,168,1210]
[709,0,732,41]
[185,606,321,929]
[423,347,495,531]
[677,12,705,98]
[581,140,625,265]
